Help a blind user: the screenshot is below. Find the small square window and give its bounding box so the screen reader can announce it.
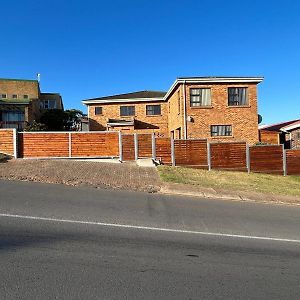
[211,125,232,136]
[120,106,135,116]
[1,94,7,99]
[146,105,161,115]
[95,107,103,115]
[190,88,211,107]
[12,94,18,99]
[228,87,248,106]
[23,95,29,99]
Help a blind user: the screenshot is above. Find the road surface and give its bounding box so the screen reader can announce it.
[0,180,299,299]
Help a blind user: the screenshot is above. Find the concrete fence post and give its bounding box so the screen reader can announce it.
[152,133,156,161]
[13,128,17,159]
[68,132,72,158]
[171,138,175,166]
[119,131,123,162]
[283,145,287,176]
[134,133,138,161]
[246,143,250,174]
[207,142,211,171]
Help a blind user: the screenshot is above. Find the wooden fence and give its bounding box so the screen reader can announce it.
[210,142,247,171]
[1,129,300,176]
[18,131,119,159]
[174,139,208,168]
[286,150,300,175]
[0,128,17,157]
[249,145,284,174]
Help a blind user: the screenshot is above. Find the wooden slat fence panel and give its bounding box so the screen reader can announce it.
[19,133,69,158]
[137,134,152,158]
[250,145,283,174]
[122,134,135,161]
[286,150,300,175]
[0,129,14,156]
[71,132,119,157]
[155,138,171,165]
[174,139,208,167]
[210,142,247,171]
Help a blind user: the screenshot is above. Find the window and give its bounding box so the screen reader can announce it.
[42,100,57,109]
[211,125,232,136]
[23,95,29,99]
[120,106,135,116]
[297,132,300,140]
[95,107,103,115]
[190,88,211,107]
[1,94,7,99]
[12,94,18,99]
[228,87,248,106]
[146,105,161,115]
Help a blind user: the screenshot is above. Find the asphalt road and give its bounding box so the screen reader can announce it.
[0,180,300,299]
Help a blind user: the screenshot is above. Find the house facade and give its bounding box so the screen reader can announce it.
[259,119,300,149]
[0,78,63,130]
[82,76,263,144]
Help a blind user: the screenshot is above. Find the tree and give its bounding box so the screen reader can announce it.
[64,109,85,131]
[40,109,85,131]
[40,109,68,131]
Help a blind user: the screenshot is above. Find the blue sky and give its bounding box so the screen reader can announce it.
[1,0,299,124]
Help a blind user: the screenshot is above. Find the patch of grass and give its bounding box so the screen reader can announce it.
[158,166,300,197]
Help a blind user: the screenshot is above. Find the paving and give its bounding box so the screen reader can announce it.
[0,159,161,193]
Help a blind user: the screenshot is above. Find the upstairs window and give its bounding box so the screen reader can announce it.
[146,105,161,116]
[23,95,29,99]
[42,100,57,109]
[12,94,18,99]
[95,107,103,115]
[228,87,248,106]
[1,94,7,99]
[211,125,232,136]
[190,88,211,107]
[120,106,135,116]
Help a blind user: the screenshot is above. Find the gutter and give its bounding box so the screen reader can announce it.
[183,80,187,139]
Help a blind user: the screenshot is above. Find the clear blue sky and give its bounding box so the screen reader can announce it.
[1,0,300,124]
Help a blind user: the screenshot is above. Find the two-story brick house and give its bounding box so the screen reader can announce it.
[82,76,263,144]
[0,78,64,130]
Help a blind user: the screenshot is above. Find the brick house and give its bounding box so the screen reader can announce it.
[259,119,300,149]
[82,76,263,144]
[0,78,64,130]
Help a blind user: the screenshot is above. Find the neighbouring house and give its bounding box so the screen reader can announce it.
[82,76,264,144]
[259,119,300,149]
[0,78,64,130]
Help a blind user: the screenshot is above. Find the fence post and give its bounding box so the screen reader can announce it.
[119,131,123,162]
[69,132,72,158]
[171,138,175,166]
[13,128,17,158]
[246,143,250,174]
[152,133,156,161]
[283,145,287,176]
[207,142,211,171]
[134,133,138,161]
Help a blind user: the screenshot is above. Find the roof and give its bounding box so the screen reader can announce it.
[40,92,61,95]
[83,90,166,104]
[82,76,264,105]
[259,119,300,132]
[0,78,38,83]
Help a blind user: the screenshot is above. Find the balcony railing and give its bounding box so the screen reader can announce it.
[0,121,26,131]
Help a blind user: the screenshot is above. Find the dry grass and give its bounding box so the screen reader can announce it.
[158,166,300,197]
